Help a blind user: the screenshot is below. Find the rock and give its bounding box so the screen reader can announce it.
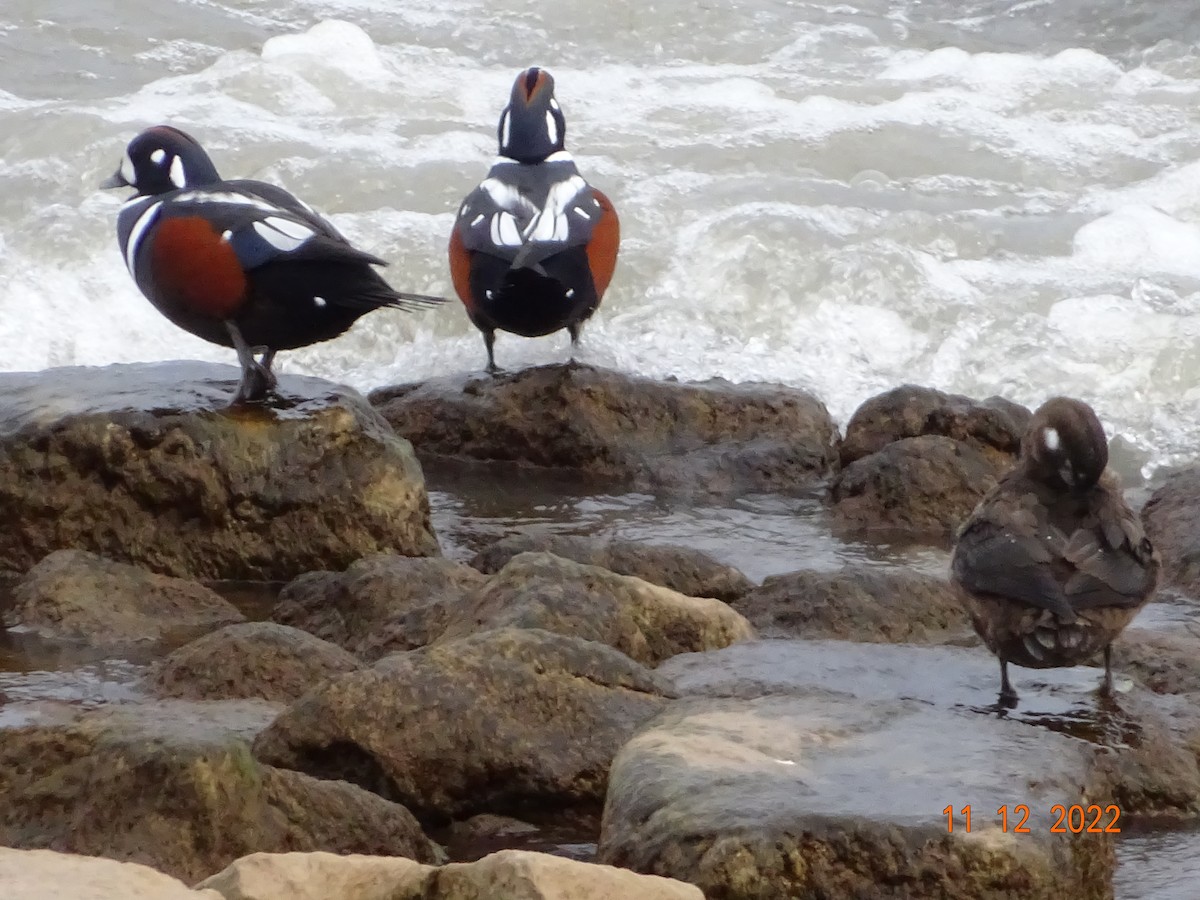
[840,384,1030,467]
[148,622,363,702]
[659,640,1200,822]
[1109,624,1200,695]
[470,533,754,601]
[273,555,485,658]
[253,628,673,822]
[0,362,439,580]
[5,549,244,644]
[734,565,970,643]
[197,852,430,900]
[431,849,704,900]
[830,435,1005,537]
[438,553,754,667]
[0,848,222,900]
[0,703,439,883]
[1143,467,1200,600]
[198,849,702,900]
[598,692,1112,900]
[370,364,840,494]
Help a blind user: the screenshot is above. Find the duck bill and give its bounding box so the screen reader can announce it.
[99,169,128,189]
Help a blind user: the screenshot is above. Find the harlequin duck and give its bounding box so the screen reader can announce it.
[951,397,1158,707]
[449,67,620,372]
[101,125,444,403]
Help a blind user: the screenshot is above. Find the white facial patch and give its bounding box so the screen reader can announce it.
[169,155,186,188]
[150,148,166,164]
[545,111,558,145]
[1043,427,1061,451]
[124,201,163,274]
[500,110,511,150]
[313,296,327,308]
[253,216,314,252]
[549,97,560,111]
[119,153,136,186]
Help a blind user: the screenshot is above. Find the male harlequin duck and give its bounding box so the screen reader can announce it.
[951,397,1158,707]
[101,125,444,403]
[449,67,620,372]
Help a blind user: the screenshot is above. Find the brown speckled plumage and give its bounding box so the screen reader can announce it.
[951,397,1159,705]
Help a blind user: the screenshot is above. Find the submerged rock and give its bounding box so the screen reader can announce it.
[253,628,673,822]
[0,848,221,900]
[1143,467,1200,600]
[370,363,840,494]
[840,384,1030,467]
[148,622,363,702]
[273,555,485,658]
[437,552,755,666]
[5,549,244,645]
[470,533,754,601]
[0,362,439,580]
[198,849,703,900]
[734,565,970,643]
[830,435,1005,537]
[0,702,439,883]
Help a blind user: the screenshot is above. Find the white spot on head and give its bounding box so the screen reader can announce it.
[169,155,186,188]
[1043,427,1061,451]
[150,148,166,165]
[545,110,558,145]
[119,153,135,186]
[565,288,575,298]
[313,296,327,308]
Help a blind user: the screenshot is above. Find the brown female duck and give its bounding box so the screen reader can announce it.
[951,397,1159,706]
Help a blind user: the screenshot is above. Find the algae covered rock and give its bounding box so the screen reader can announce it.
[371,363,840,494]
[253,628,673,821]
[0,361,439,580]
[5,549,244,644]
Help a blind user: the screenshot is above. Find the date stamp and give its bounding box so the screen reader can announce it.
[943,804,1121,834]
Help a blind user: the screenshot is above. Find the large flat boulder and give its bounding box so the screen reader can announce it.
[253,628,674,822]
[0,362,439,580]
[5,549,244,645]
[437,553,755,667]
[470,533,754,602]
[0,702,438,882]
[198,849,703,900]
[369,364,840,494]
[0,848,222,900]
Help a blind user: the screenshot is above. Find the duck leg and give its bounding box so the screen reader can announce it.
[999,658,1019,708]
[567,323,582,364]
[226,322,277,403]
[1100,644,1114,697]
[483,329,500,375]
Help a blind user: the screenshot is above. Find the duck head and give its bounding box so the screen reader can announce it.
[497,67,567,164]
[1021,397,1109,493]
[100,125,221,195]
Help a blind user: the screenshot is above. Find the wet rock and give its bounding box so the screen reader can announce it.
[5,549,244,644]
[0,362,439,580]
[438,553,754,667]
[370,364,840,495]
[830,435,1005,537]
[1143,467,1200,600]
[470,533,754,601]
[0,703,438,882]
[0,848,222,900]
[598,692,1112,900]
[840,384,1030,467]
[273,555,485,659]
[253,628,673,822]
[148,622,363,702]
[198,849,702,900]
[1109,625,1200,695]
[660,640,1200,821]
[734,565,970,643]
